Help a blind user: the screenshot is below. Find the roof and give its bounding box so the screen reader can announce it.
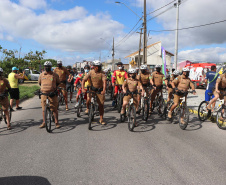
[125,41,174,58]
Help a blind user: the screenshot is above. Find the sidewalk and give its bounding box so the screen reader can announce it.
[187,89,205,111]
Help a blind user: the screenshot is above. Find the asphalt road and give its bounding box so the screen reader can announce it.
[0,94,226,185]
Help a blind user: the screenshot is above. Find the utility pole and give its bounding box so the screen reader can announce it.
[143,0,147,65]
[112,37,115,70]
[174,0,181,70]
[137,28,143,68]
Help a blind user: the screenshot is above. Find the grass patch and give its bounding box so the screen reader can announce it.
[19,85,40,99]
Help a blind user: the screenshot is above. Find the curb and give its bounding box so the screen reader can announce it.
[189,108,217,122]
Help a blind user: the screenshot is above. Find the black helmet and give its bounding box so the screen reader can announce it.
[67,65,71,69]
[117,62,123,66]
[84,65,90,69]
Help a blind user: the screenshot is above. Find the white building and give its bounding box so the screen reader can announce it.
[104,59,121,70]
[74,60,93,70]
[125,41,174,71]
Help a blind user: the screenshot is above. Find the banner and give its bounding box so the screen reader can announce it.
[161,47,166,77]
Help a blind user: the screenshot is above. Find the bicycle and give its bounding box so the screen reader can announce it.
[114,84,123,113]
[76,91,85,118]
[38,91,57,133]
[152,88,165,117]
[198,92,214,122]
[120,91,138,132]
[163,95,174,120]
[106,79,112,96]
[0,92,12,125]
[87,86,101,130]
[57,87,65,106]
[167,90,193,130]
[198,92,226,130]
[140,86,153,121]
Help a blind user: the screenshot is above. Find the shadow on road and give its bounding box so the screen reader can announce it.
[133,122,156,132]
[50,118,77,134]
[185,115,203,131]
[89,116,118,131]
[0,119,41,136]
[0,176,51,185]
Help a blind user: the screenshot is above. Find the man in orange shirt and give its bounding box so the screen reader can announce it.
[112,62,128,106]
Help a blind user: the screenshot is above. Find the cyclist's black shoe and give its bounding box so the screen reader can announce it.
[10,108,15,112]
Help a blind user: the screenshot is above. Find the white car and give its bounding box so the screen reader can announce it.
[24,69,40,81]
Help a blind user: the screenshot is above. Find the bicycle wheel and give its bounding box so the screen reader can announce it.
[216,107,226,130]
[158,97,165,117]
[3,107,12,124]
[110,87,114,100]
[120,113,125,122]
[88,104,94,130]
[198,101,209,121]
[128,105,136,131]
[77,97,82,117]
[61,95,64,105]
[45,106,52,133]
[178,104,189,130]
[163,103,168,120]
[142,99,149,121]
[117,93,122,113]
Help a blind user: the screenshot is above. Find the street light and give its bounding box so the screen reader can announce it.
[115,1,143,20]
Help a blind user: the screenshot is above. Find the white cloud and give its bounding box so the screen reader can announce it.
[0,0,124,54]
[134,0,226,50]
[19,0,47,9]
[178,47,226,63]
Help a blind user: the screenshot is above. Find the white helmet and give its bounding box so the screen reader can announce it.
[108,67,111,71]
[44,61,52,66]
[173,70,180,76]
[0,68,3,73]
[155,64,162,68]
[128,68,136,74]
[140,65,147,70]
[93,60,101,66]
[182,68,190,72]
[104,69,108,73]
[57,60,62,64]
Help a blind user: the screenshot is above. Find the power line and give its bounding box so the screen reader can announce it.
[149,19,226,32]
[115,1,177,48]
[147,5,175,23]
[115,18,142,47]
[147,0,176,16]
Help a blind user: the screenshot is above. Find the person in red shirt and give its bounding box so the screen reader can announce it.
[112,62,128,106]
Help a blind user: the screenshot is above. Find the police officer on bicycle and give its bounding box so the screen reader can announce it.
[0,68,11,130]
[168,68,196,123]
[54,60,71,111]
[82,60,107,125]
[121,68,143,116]
[38,61,61,129]
[137,65,151,108]
[150,64,165,114]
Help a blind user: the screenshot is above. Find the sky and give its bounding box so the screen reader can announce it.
[0,0,226,66]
